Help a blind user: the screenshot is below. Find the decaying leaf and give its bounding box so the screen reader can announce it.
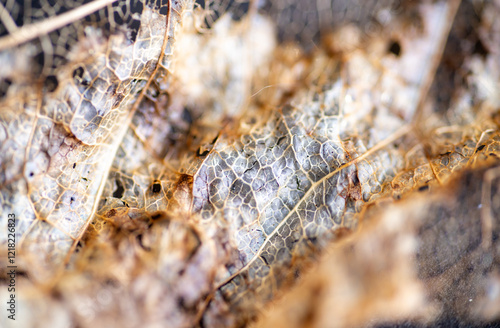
[0,0,499,327]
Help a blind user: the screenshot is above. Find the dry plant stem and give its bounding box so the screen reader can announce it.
[0,0,118,51]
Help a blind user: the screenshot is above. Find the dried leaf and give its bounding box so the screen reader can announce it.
[0,0,499,327]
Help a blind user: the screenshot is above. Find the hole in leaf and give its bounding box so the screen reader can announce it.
[388,40,402,56]
[151,182,162,193]
[473,39,488,58]
[113,179,125,198]
[45,75,59,92]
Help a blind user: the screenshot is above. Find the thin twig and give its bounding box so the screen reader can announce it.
[0,0,118,51]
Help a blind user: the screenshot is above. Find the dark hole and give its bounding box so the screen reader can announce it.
[75,241,83,252]
[159,5,169,15]
[128,0,144,17]
[29,172,34,177]
[45,75,59,92]
[128,19,141,42]
[418,185,429,192]
[70,197,75,203]
[73,163,76,169]
[151,182,162,193]
[196,148,210,157]
[475,144,486,153]
[473,39,488,58]
[113,10,125,26]
[113,179,125,198]
[388,40,402,57]
[72,66,89,86]
[0,78,12,99]
[72,66,84,80]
